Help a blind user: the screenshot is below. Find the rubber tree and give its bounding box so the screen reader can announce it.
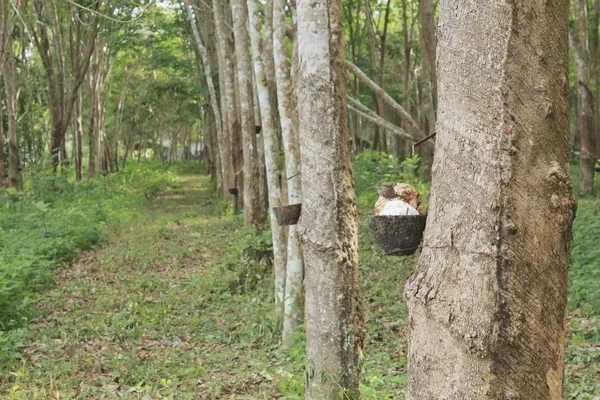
[231,0,262,228]
[418,0,437,139]
[185,4,226,191]
[0,0,22,189]
[273,0,304,346]
[296,0,365,395]
[404,1,576,398]
[212,0,237,198]
[23,0,99,166]
[247,0,288,323]
[572,0,596,195]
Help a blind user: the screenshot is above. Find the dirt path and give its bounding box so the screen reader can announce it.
[7,173,285,399]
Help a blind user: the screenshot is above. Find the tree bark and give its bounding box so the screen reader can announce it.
[186,4,226,191]
[405,2,576,398]
[273,0,304,346]
[0,93,4,189]
[364,0,384,151]
[74,90,84,181]
[212,0,237,198]
[418,0,437,155]
[231,0,262,228]
[247,0,287,323]
[296,0,364,395]
[3,41,21,190]
[1,1,21,189]
[572,0,596,195]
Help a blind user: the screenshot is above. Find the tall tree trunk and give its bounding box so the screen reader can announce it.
[262,0,279,134]
[186,4,226,192]
[4,47,21,189]
[595,0,600,165]
[573,0,597,195]
[273,0,304,346]
[0,93,5,189]
[399,0,412,161]
[86,74,97,179]
[231,0,262,228]
[364,0,384,152]
[418,0,437,156]
[296,0,364,395]
[74,90,84,181]
[212,0,238,203]
[405,2,576,398]
[248,0,287,324]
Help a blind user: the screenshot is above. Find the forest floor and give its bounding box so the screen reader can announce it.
[3,169,600,399]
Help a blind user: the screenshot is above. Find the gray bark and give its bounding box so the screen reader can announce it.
[247,0,287,323]
[572,0,596,195]
[231,0,262,227]
[405,1,576,398]
[186,4,226,190]
[296,0,364,396]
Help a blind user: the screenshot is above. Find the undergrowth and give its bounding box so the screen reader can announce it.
[0,161,176,368]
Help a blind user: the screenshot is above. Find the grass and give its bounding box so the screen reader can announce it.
[0,156,598,398]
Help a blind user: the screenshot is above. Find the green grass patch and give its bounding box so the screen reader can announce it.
[0,161,177,368]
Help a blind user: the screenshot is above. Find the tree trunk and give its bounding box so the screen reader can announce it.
[573,0,597,195]
[296,0,364,396]
[273,0,304,346]
[231,0,262,228]
[418,0,437,164]
[74,90,84,181]
[0,94,4,189]
[3,46,21,189]
[186,4,226,191]
[212,0,238,204]
[399,0,412,162]
[364,0,384,152]
[247,0,288,324]
[404,2,576,398]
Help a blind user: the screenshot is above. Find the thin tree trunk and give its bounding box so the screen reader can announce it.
[186,4,226,191]
[74,90,84,180]
[296,0,364,396]
[248,0,287,324]
[419,0,437,176]
[212,0,239,205]
[573,0,597,195]
[231,0,262,228]
[405,2,575,398]
[364,0,384,151]
[4,48,21,189]
[345,60,420,140]
[273,0,304,346]
[347,100,411,140]
[0,93,4,189]
[262,0,279,134]
[399,0,411,162]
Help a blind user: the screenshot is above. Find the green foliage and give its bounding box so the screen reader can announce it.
[0,162,174,368]
[216,227,274,294]
[569,199,600,313]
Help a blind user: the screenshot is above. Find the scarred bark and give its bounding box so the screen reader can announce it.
[231,0,262,228]
[296,0,364,395]
[247,0,287,323]
[405,1,576,398]
[273,0,304,346]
